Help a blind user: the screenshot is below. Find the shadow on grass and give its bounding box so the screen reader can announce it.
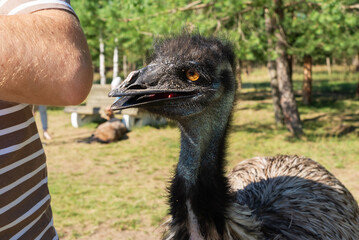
[241,82,271,90]
[313,81,357,94]
[231,110,359,143]
[230,123,284,141]
[238,90,272,101]
[342,113,359,122]
[239,80,357,101]
[298,99,345,117]
[302,110,359,140]
[234,102,273,111]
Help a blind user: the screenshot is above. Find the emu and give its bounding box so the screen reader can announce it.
[109,35,359,239]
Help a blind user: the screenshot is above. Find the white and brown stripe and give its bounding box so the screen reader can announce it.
[0,0,74,15]
[0,1,75,239]
[0,101,55,239]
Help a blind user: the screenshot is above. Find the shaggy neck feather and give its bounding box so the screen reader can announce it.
[169,93,235,239]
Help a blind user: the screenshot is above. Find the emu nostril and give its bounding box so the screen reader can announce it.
[127,85,146,90]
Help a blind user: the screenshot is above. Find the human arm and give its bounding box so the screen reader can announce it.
[0,9,93,105]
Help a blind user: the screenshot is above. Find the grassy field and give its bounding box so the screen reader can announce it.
[38,65,359,239]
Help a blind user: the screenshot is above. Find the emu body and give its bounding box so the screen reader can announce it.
[109,35,359,239]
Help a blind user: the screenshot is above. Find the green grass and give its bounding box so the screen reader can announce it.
[228,99,359,169]
[40,65,359,239]
[242,65,359,95]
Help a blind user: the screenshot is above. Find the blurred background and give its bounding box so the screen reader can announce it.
[40,1,359,239]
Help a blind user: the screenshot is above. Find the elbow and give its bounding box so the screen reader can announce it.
[62,23,94,105]
[60,27,94,106]
[63,56,93,106]
[39,11,94,106]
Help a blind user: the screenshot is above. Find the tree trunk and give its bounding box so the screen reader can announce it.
[302,55,312,105]
[276,52,303,137]
[123,55,128,77]
[245,63,251,76]
[274,0,303,137]
[353,54,359,72]
[326,57,331,76]
[268,60,285,125]
[99,31,106,85]
[129,62,135,73]
[265,7,284,125]
[235,14,242,92]
[288,55,293,83]
[236,59,242,91]
[113,38,119,80]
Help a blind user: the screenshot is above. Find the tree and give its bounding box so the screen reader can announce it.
[302,55,312,105]
[265,7,284,126]
[353,54,359,72]
[71,0,358,137]
[274,0,303,137]
[71,0,106,69]
[113,38,119,80]
[99,31,106,85]
[286,0,359,102]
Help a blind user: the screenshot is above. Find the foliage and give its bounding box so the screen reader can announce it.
[70,0,266,71]
[71,0,105,65]
[286,0,359,62]
[70,0,359,72]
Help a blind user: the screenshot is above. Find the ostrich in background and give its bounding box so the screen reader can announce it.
[109,34,359,239]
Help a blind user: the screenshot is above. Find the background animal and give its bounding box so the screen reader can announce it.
[80,109,127,143]
[109,34,359,239]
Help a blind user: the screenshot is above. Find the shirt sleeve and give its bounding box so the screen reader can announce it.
[0,0,76,16]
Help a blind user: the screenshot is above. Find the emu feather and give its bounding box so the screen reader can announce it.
[109,34,359,239]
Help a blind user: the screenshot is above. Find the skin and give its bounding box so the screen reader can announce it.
[0,9,93,105]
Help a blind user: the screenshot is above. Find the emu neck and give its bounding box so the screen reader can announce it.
[169,101,233,239]
[177,113,229,185]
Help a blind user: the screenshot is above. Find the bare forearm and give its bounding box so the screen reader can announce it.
[0,10,93,105]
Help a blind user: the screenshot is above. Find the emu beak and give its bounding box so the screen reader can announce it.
[108,65,198,111]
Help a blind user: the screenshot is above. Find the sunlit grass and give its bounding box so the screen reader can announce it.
[242,65,359,95]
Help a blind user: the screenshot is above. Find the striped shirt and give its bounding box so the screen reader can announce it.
[0,1,76,239]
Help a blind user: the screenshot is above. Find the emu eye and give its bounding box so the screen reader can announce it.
[186,69,200,82]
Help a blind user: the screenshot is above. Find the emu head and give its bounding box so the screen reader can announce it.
[109,35,237,121]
